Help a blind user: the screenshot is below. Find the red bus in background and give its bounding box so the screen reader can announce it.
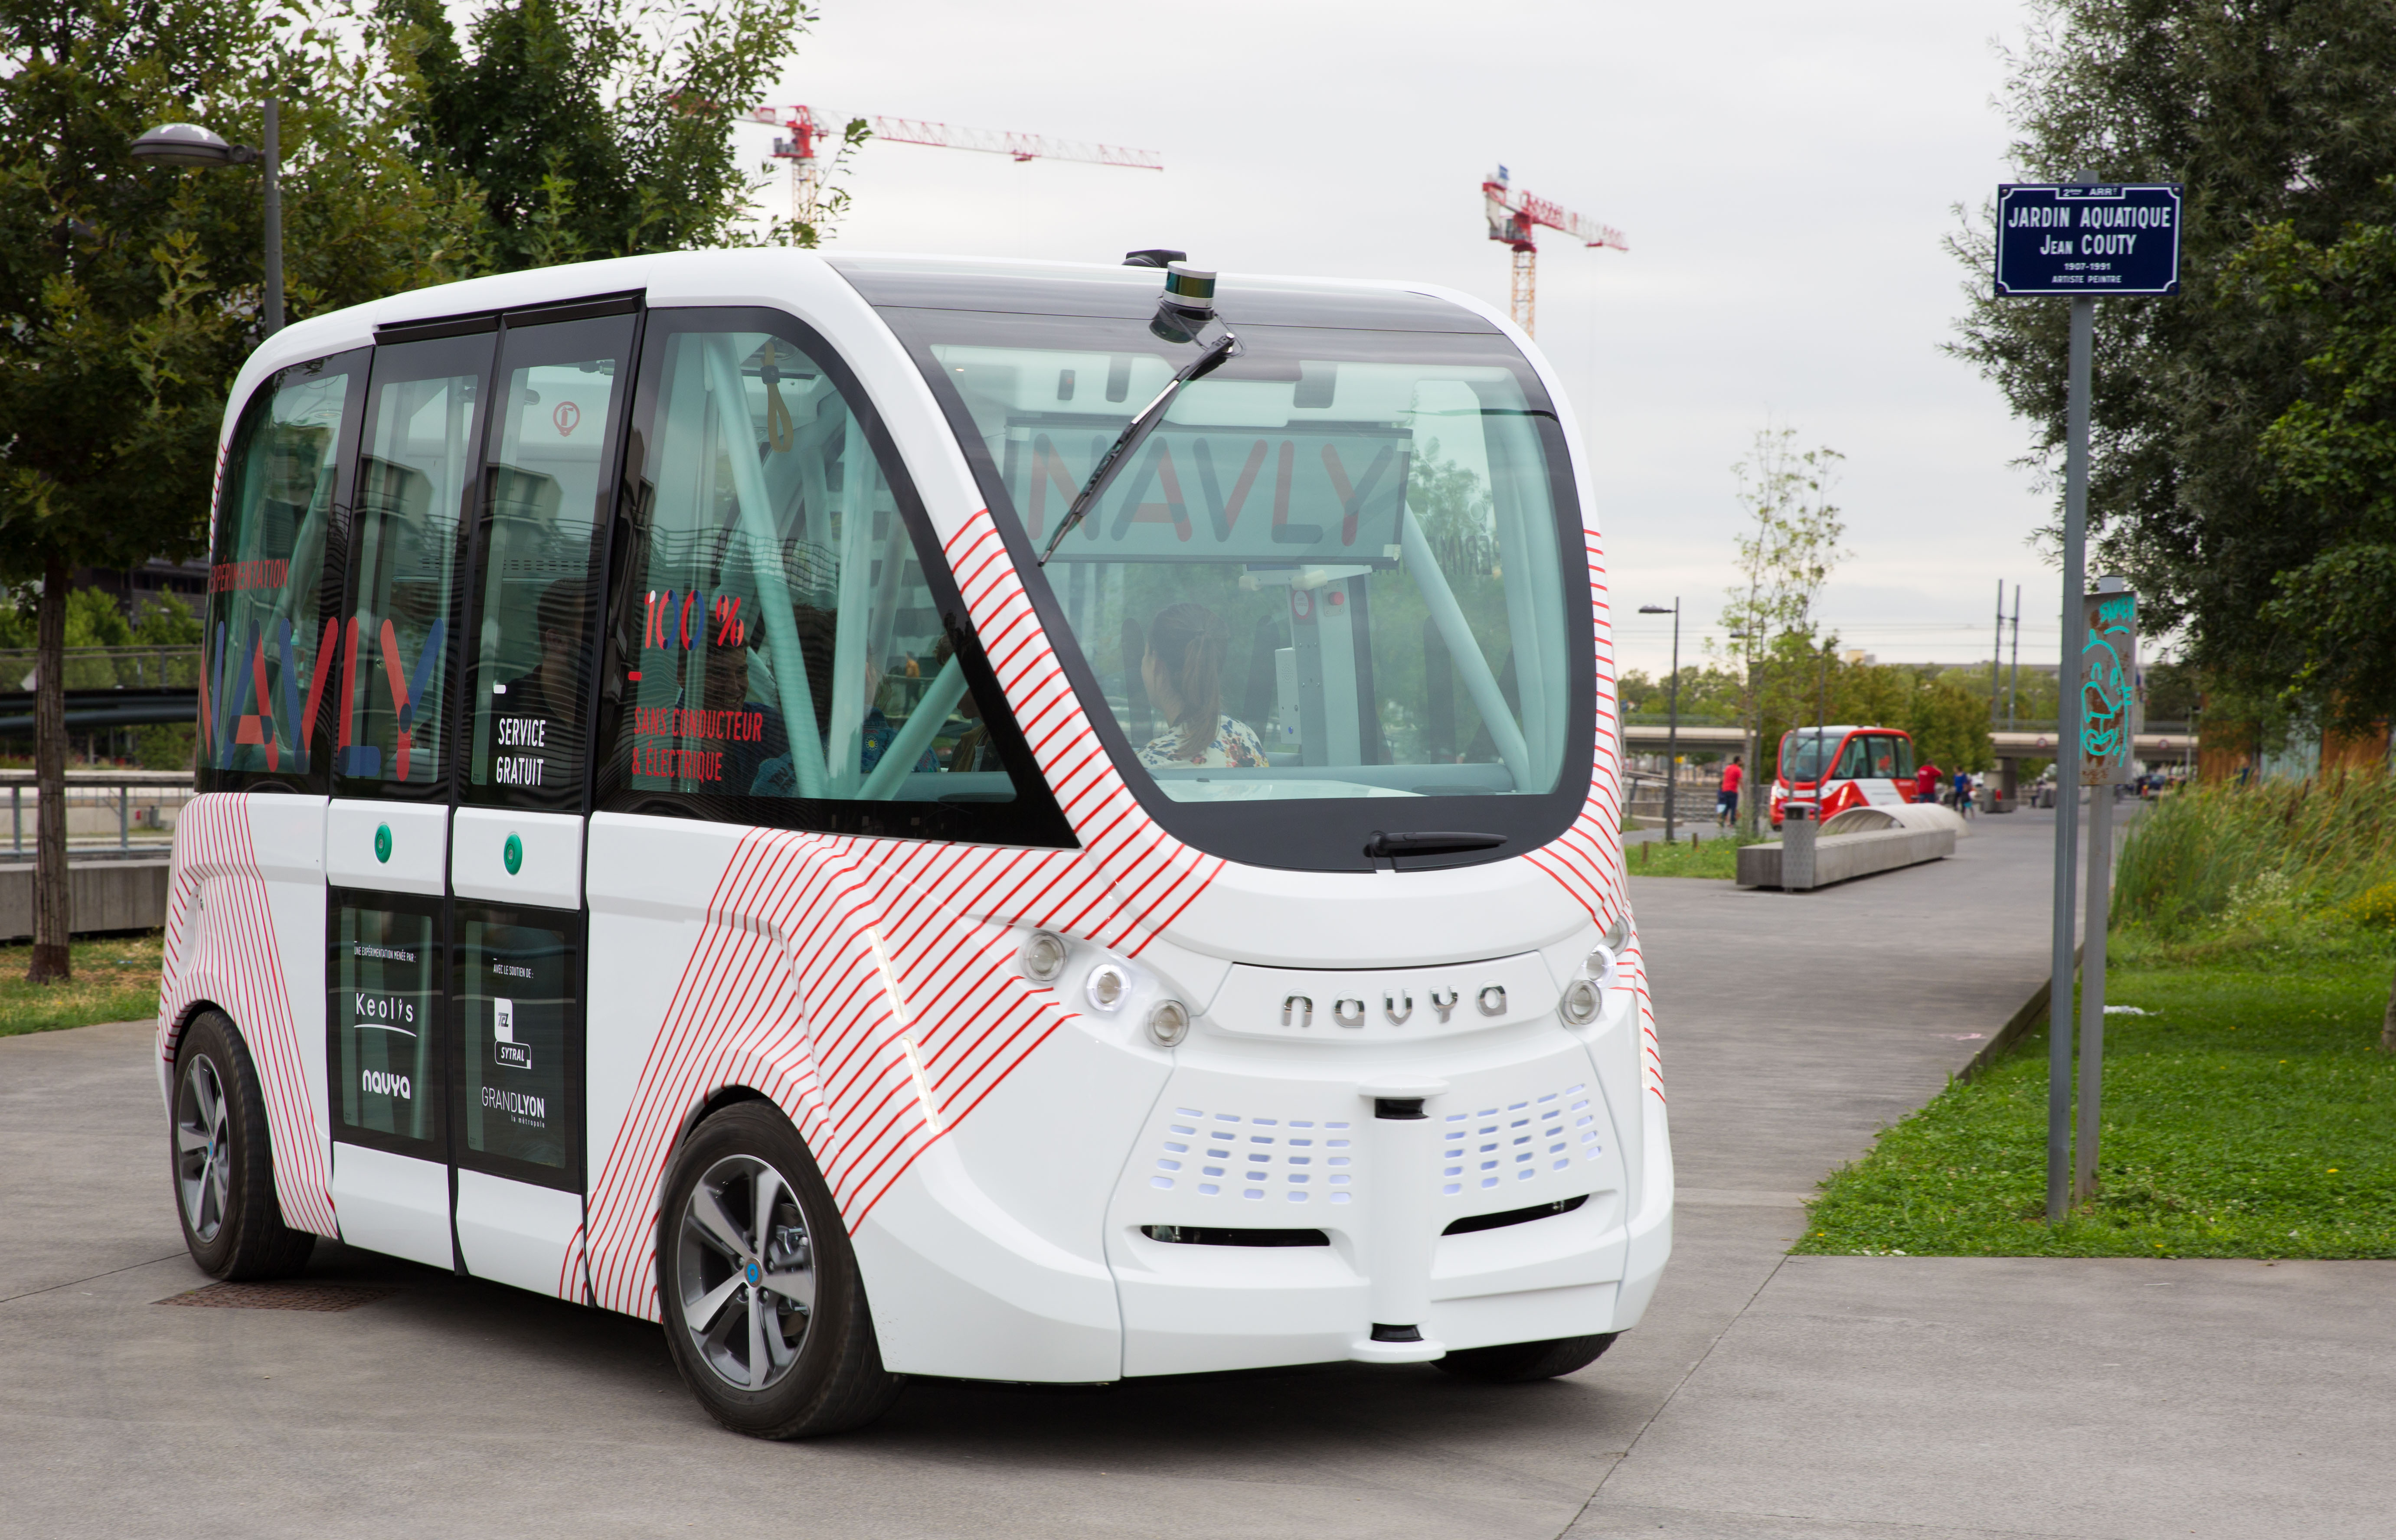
[1769,725,1919,827]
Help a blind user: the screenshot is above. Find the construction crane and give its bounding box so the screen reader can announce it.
[1482,166,1628,336]
[746,106,1163,227]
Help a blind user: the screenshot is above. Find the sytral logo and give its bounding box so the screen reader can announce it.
[492,996,532,1070]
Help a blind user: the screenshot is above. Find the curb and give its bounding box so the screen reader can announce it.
[1958,943,2084,1085]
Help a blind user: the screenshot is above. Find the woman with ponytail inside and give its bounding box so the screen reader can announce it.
[1135,602,1269,770]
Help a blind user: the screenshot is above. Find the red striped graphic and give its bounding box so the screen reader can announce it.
[156,796,338,1237]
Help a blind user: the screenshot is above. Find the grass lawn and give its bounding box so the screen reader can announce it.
[1628,831,1760,880]
[1799,941,2396,1259]
[0,932,163,1038]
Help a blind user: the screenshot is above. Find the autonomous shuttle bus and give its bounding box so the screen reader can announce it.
[161,250,1668,1437]
[1768,724,1919,827]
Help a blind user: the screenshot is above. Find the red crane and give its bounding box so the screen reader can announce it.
[747,106,1163,228]
[1482,166,1628,336]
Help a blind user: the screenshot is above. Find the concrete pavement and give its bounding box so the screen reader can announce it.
[3,809,2390,1538]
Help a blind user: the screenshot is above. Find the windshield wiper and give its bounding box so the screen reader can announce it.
[1038,324,1240,565]
[1364,830,1509,859]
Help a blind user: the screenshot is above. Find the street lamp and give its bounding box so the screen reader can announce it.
[1638,602,1681,843]
[131,105,282,336]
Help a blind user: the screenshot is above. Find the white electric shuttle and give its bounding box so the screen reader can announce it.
[160,248,1668,1437]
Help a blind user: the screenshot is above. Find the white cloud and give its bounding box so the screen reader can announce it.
[765,0,2053,675]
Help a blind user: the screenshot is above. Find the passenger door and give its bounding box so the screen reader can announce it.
[325,300,637,1295]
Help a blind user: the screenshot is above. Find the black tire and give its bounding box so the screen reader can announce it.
[656,1101,902,1438]
[171,1010,317,1280]
[1435,1331,1618,1383]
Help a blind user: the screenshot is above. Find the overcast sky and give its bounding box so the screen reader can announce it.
[755,0,2055,679]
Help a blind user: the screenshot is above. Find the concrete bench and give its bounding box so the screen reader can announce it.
[1736,825,1955,891]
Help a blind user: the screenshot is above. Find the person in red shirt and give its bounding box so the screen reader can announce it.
[1716,756,1742,827]
[1915,760,1942,804]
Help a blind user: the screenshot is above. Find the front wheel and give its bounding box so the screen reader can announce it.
[1435,1332,1618,1383]
[171,1010,316,1280]
[656,1101,901,1438]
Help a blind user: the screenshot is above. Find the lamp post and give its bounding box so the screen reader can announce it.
[131,105,281,336]
[1726,629,1759,837]
[1639,602,1680,843]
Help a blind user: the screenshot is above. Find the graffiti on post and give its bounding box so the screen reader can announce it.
[2081,589,2137,785]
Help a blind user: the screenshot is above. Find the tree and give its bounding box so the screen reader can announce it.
[1947,0,2396,728]
[1717,426,1847,833]
[2223,217,2396,731]
[0,0,469,982]
[380,0,851,261]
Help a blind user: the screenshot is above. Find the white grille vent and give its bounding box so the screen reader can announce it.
[1437,1083,1600,1197]
[1150,1107,1356,1205]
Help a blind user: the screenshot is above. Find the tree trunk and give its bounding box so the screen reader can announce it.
[27,557,71,984]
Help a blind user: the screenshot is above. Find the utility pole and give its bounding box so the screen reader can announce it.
[2006,583,2022,731]
[1640,603,1682,842]
[1992,579,2006,726]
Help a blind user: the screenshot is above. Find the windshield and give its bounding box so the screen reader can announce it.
[1780,730,1842,782]
[862,272,1592,872]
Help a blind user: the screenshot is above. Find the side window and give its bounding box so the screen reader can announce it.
[1884,735,1916,781]
[202,353,361,780]
[604,316,1033,825]
[1833,734,1871,779]
[337,334,489,795]
[464,313,635,805]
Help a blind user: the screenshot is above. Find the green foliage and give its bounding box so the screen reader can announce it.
[2112,769,2396,940]
[0,931,161,1034]
[1799,948,2396,1259]
[1627,832,1759,880]
[2347,880,2396,931]
[382,0,837,264]
[1746,638,1996,777]
[2226,215,2396,731]
[1948,0,2396,718]
[1617,663,1744,728]
[0,0,477,592]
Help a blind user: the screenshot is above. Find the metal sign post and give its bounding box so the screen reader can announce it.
[1992,178,2180,1223]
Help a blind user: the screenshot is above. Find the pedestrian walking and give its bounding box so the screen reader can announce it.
[1914,760,1941,805]
[1716,756,1742,828]
[1952,766,1974,817]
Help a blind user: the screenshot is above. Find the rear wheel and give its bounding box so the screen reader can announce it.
[657,1101,901,1438]
[172,1010,316,1280]
[1435,1332,1618,1383]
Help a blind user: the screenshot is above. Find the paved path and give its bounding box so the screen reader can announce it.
[3,811,2389,1538]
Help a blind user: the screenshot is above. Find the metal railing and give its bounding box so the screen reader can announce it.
[0,771,195,860]
[0,644,203,691]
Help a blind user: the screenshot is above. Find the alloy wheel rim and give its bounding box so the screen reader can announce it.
[175,1054,231,1243]
[675,1152,814,1392]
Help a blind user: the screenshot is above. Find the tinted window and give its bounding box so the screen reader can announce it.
[597,309,1072,847]
[464,313,634,806]
[203,353,362,782]
[338,334,488,796]
[455,907,579,1188]
[330,896,443,1156]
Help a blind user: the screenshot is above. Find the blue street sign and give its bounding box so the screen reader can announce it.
[1994,183,2183,297]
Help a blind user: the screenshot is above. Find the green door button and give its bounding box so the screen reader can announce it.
[503,832,523,875]
[374,823,392,864]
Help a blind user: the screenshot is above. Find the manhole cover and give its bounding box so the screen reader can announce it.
[158,1281,395,1312]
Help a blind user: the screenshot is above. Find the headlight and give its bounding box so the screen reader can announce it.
[1020,929,1067,984]
[1146,999,1190,1046]
[1086,962,1130,1012]
[1560,977,1602,1026]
